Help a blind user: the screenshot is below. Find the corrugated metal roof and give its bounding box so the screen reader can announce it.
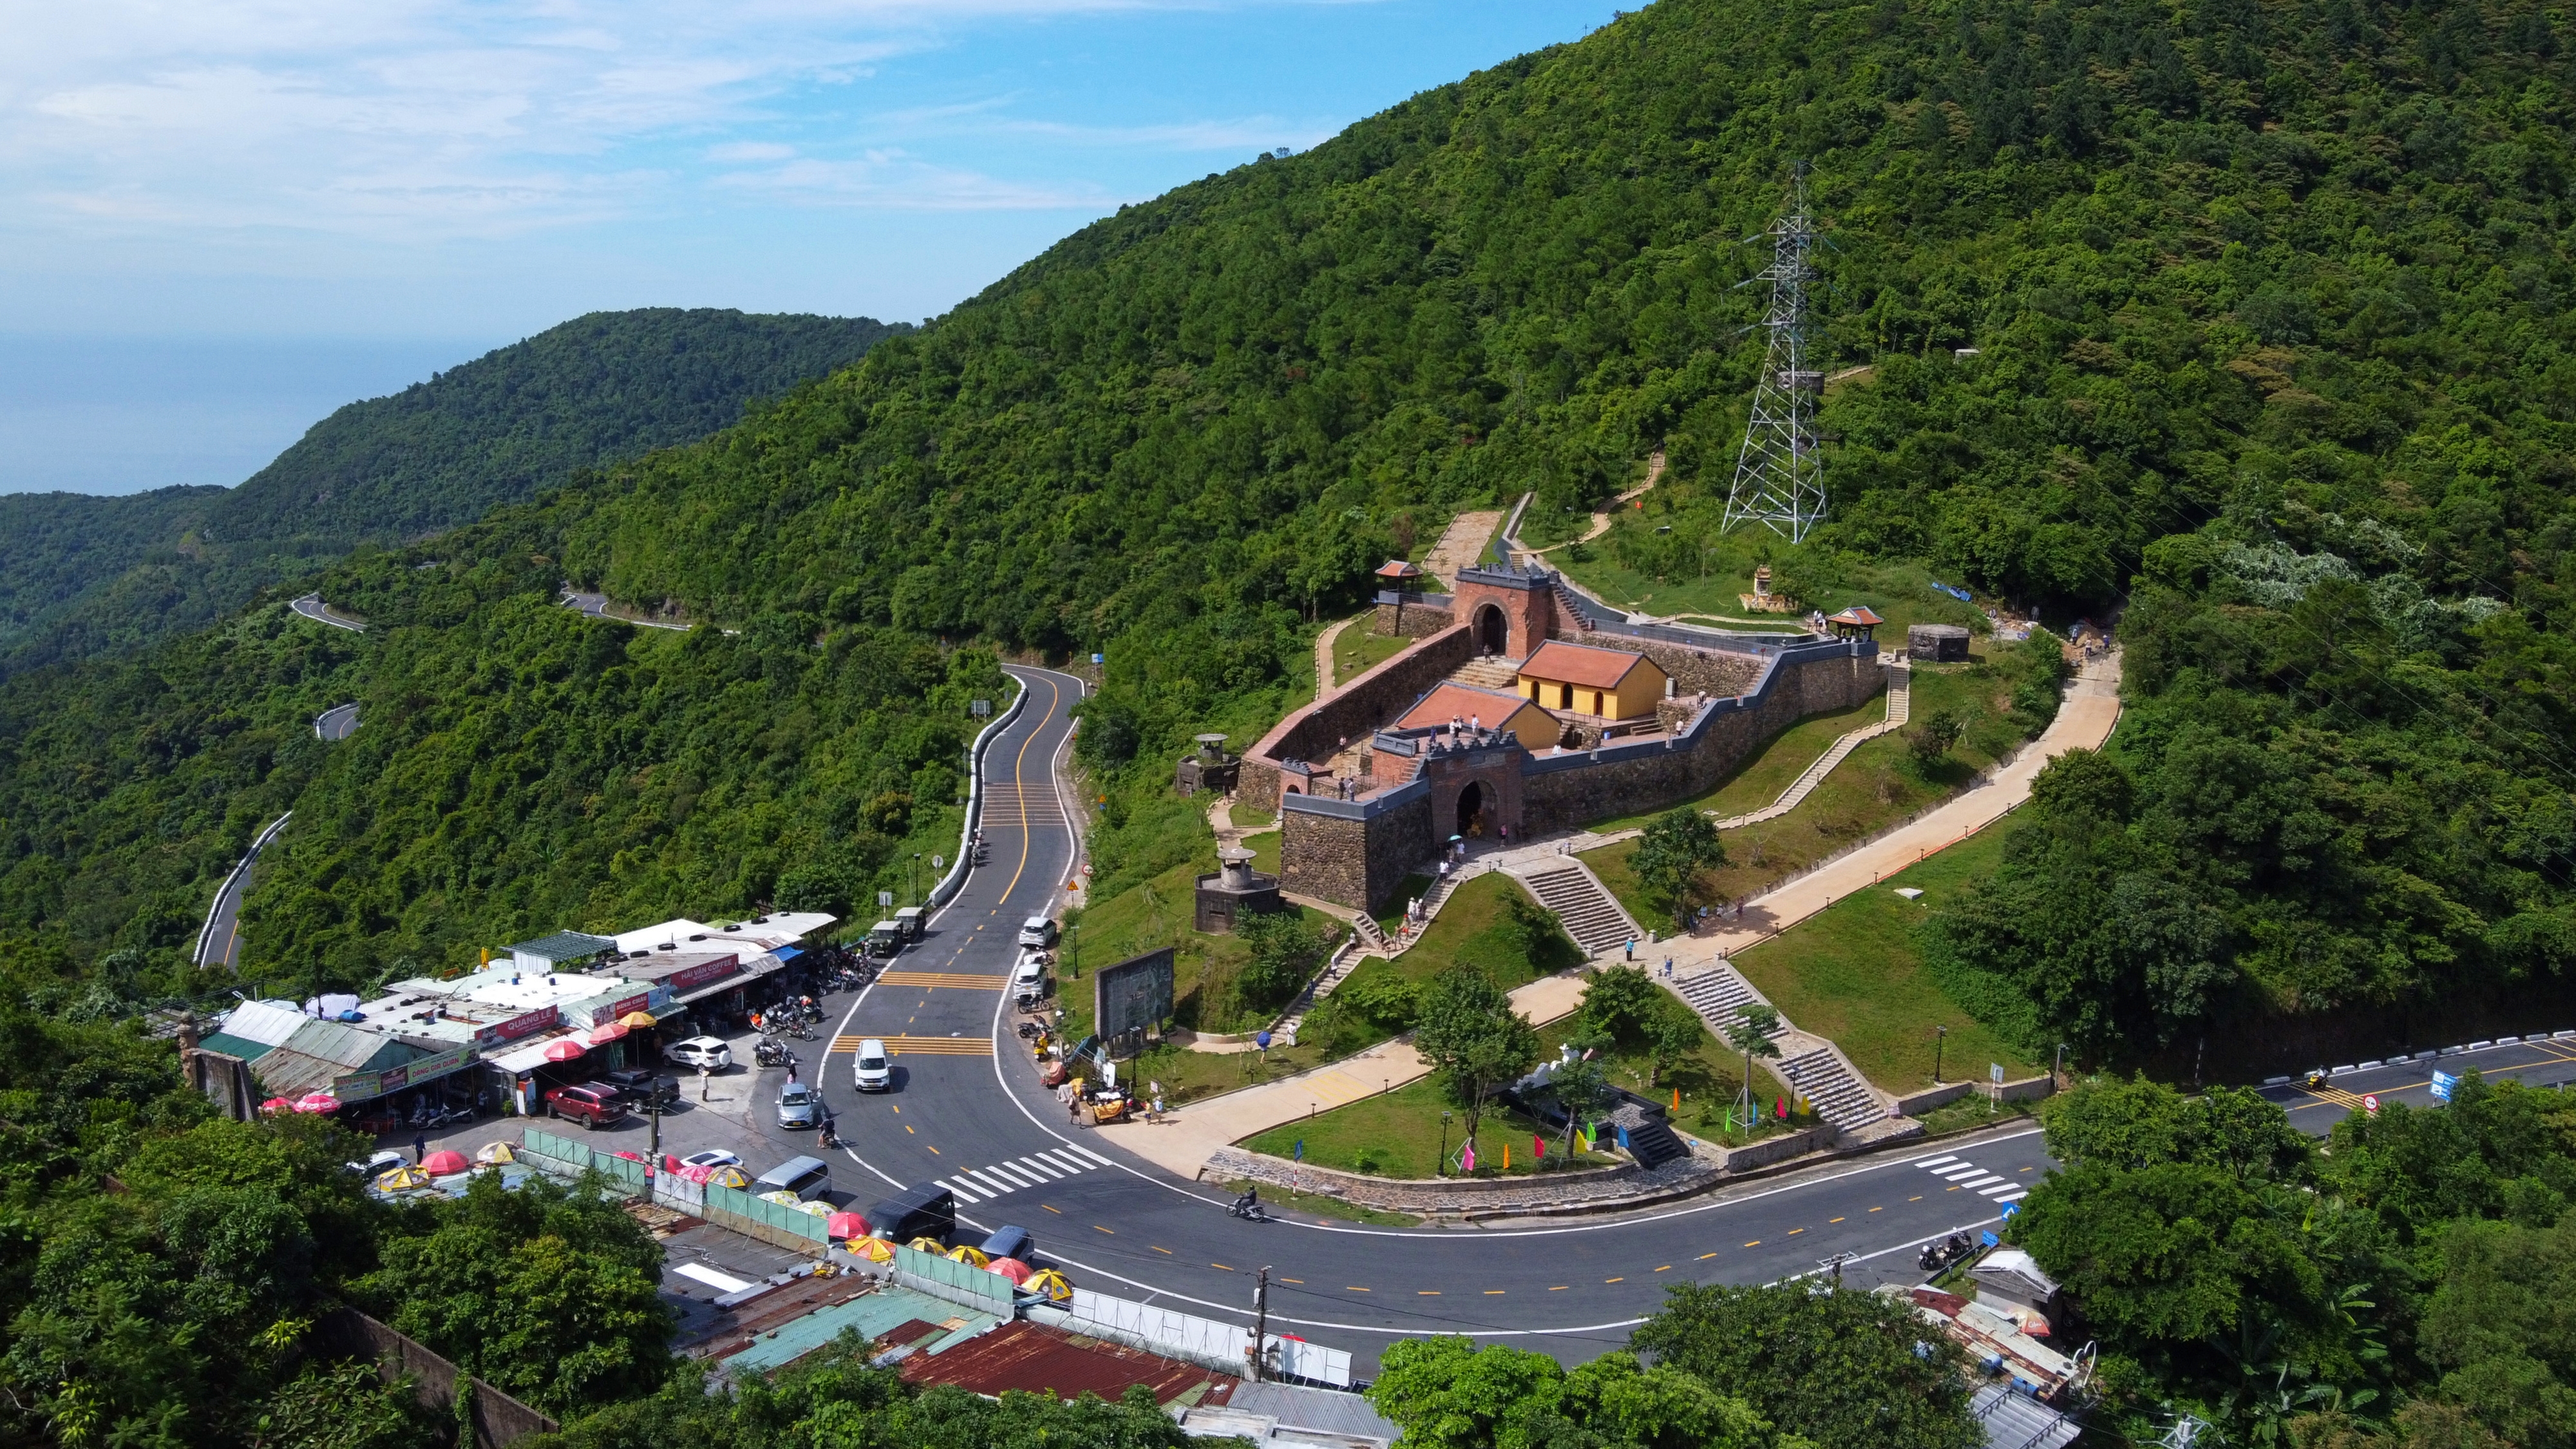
[279,1018,418,1070]
[220,1001,310,1048]
[504,930,616,961]
[717,1287,993,1376]
[197,1032,274,1063]
[1226,1383,1398,1444]
[897,1320,1223,1405]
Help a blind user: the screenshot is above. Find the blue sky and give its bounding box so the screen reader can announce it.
[2,1,1622,495]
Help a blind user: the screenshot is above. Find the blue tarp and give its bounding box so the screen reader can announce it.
[774,946,802,961]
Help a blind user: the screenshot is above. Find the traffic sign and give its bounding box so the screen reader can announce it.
[971,698,990,717]
[1092,652,1104,664]
[878,891,894,907]
[1980,1230,1999,1247]
[2363,1093,2380,1114]
[1989,1062,2005,1085]
[2430,1070,2457,1103]
[1999,1201,2020,1221]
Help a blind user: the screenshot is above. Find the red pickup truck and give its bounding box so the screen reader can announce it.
[544,1083,627,1129]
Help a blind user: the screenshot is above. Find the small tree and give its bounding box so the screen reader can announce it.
[1905,708,1964,769]
[1724,1003,1781,1122]
[1644,1003,1703,1091]
[1414,965,1541,1150]
[1631,807,1727,929]
[1236,909,1328,1012]
[1547,1039,1614,1158]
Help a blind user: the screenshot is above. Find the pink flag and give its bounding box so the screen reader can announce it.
[1461,1141,1476,1172]
[1533,1135,1546,1160]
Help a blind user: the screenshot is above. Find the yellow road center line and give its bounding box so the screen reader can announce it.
[1484,1290,1505,1295]
[1829,1217,1844,1223]
[1151,1246,1172,1255]
[1043,1204,1060,1214]
[996,676,1057,907]
[1654,1265,1671,1271]
[1549,1285,1567,1291]
[1094,1225,1113,1233]
[1214,1263,1235,1271]
[1604,1276,1623,1283]
[1418,1290,1439,1296]
[1346,1286,1368,1293]
[1280,1278,1302,1284]
[1744,1240,1760,1247]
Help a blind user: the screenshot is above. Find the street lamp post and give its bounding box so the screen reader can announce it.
[1068,922,1080,979]
[1934,1025,1947,1085]
[909,853,921,904]
[1439,1111,1451,1177]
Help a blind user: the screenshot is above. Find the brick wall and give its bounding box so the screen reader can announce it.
[315,1307,558,1449]
[1241,625,1475,811]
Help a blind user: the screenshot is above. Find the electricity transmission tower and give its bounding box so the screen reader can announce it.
[1721,166,1828,542]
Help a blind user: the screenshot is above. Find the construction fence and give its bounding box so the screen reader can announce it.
[519,1128,832,1251]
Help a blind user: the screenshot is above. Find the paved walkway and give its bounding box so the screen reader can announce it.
[1097,972,1591,1179]
[1313,616,1356,700]
[1420,509,1504,588]
[1524,451,1663,556]
[1687,649,2122,956]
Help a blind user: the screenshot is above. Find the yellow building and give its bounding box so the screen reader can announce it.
[1397,683,1561,750]
[1515,640,1669,720]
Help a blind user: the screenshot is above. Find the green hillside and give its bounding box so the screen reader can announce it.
[9,0,2572,1060]
[0,308,904,676]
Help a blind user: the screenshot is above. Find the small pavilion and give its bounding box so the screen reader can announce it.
[1374,560,1426,590]
[1824,605,1883,643]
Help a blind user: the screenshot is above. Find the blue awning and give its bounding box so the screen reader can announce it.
[773,945,802,961]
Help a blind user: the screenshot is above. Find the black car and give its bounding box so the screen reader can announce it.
[602,1068,679,1108]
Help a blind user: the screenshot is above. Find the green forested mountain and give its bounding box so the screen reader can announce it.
[0,309,903,676]
[5,0,2576,1444]
[10,0,2575,1056]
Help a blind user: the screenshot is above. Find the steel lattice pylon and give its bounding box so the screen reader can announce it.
[1721,167,1828,542]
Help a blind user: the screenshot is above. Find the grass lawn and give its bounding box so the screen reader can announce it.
[1061,857,1338,1045]
[1582,665,2041,922]
[1331,625,1413,688]
[1586,695,1886,835]
[1556,545,1986,642]
[1211,1176,1419,1226]
[1377,872,1579,989]
[1240,1074,1618,1179]
[1531,1012,1790,1147]
[1726,824,2048,1095]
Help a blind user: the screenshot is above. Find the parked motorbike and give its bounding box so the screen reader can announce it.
[755,1039,791,1068]
[1917,1233,1975,1276]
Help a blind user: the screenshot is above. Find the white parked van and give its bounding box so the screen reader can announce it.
[1018,915,1058,949]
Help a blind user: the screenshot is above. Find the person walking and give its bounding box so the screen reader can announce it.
[413,1132,428,1165]
[1624,938,1634,963]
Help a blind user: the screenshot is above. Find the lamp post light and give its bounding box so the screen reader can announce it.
[909,853,921,905]
[1934,1025,1947,1085]
[1439,1111,1452,1177]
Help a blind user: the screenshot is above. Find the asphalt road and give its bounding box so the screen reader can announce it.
[780,663,2576,1374]
[315,702,361,740]
[290,592,365,632]
[195,813,292,971]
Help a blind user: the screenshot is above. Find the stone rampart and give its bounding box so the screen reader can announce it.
[1280,785,1431,910]
[1240,625,1475,811]
[1546,629,1768,697]
[1372,592,1456,639]
[1520,647,1884,835]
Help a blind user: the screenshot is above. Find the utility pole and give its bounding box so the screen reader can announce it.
[1721,163,1829,543]
[1250,1267,1271,1383]
[1934,1025,1947,1084]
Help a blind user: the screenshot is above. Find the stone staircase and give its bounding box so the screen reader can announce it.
[1446,655,1524,692]
[1514,864,1642,958]
[1673,963,1888,1132]
[1710,662,1910,831]
[1269,939,1366,1046]
[1607,1103,1690,1169]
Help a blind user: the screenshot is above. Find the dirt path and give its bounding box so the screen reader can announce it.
[1527,450,1665,555]
[1313,616,1356,700]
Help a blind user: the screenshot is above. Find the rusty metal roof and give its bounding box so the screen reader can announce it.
[896,1320,1228,1405]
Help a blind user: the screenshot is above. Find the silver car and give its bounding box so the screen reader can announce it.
[776,1080,820,1130]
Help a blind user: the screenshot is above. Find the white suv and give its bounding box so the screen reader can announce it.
[1017,915,1058,949]
[853,1039,891,1093]
[666,1036,734,1071]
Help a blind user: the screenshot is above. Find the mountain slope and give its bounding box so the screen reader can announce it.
[0,308,904,675]
[4,0,2573,1076]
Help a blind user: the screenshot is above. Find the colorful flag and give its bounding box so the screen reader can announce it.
[1774,1095,1787,1120]
[1461,1141,1476,1172]
[1533,1135,1546,1160]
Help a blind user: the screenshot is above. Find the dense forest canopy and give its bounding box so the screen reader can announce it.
[0,310,904,677]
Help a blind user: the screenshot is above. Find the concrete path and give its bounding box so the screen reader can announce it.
[1685,649,2123,958]
[1419,509,1504,588]
[1096,971,1593,1179]
[1313,616,1356,699]
[1525,450,1663,556]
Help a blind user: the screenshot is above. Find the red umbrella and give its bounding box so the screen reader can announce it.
[828,1211,870,1240]
[259,1097,294,1114]
[986,1256,1034,1285]
[613,1150,645,1163]
[293,1091,340,1113]
[419,1150,470,1175]
[543,1038,587,1062]
[587,1022,629,1045]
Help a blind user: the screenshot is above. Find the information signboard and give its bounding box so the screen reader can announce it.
[1094,947,1175,1048]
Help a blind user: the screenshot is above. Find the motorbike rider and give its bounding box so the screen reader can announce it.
[1230,1184,1262,1218]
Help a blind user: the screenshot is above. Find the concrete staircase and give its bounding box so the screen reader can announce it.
[1270,940,1366,1046]
[1710,662,1910,831]
[1446,656,1524,692]
[1514,864,1642,958]
[1673,963,1888,1132]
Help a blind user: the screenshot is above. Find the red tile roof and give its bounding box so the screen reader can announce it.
[1375,559,1425,578]
[1396,683,1549,732]
[1828,605,1885,625]
[1517,639,1660,690]
[896,1320,1227,1405]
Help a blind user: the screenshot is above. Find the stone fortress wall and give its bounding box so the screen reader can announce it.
[1252,564,1888,911]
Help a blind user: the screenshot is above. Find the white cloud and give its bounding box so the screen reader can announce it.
[0,0,1282,243]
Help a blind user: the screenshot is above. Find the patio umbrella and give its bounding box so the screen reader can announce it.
[1022,1269,1074,1302]
[793,1199,833,1219]
[374,1165,434,1191]
[706,1166,752,1190]
[612,1150,645,1163]
[587,1021,629,1045]
[258,1097,294,1114]
[419,1150,471,1175]
[759,1189,804,1208]
[828,1212,870,1240]
[945,1245,990,1268]
[986,1257,1033,1285]
[475,1142,516,1165]
[619,1010,658,1028]
[542,1038,586,1062]
[905,1236,947,1256]
[844,1236,896,1264]
[293,1091,340,1113]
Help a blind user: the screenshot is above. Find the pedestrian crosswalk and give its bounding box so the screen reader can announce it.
[833,1034,995,1057]
[930,1144,1113,1203]
[1911,1151,2027,1204]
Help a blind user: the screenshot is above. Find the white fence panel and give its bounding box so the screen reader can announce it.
[1273,1336,1354,1388]
[1063,1287,1353,1388]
